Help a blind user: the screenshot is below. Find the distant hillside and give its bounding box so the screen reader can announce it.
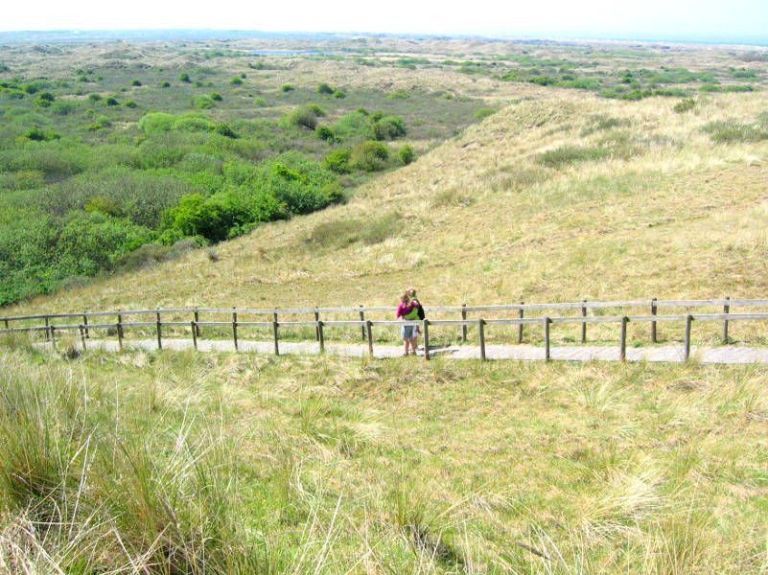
[12,89,768,314]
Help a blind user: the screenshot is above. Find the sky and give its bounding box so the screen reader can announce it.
[2,0,767,44]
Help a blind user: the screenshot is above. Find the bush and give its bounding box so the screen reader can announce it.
[210,92,223,101]
[316,125,336,142]
[537,145,610,168]
[474,107,496,120]
[281,84,295,92]
[131,79,142,87]
[332,111,375,141]
[673,98,696,114]
[230,76,243,86]
[317,83,334,95]
[333,89,346,99]
[124,100,137,109]
[179,73,191,83]
[87,93,102,103]
[399,144,415,165]
[373,115,407,140]
[105,97,119,106]
[35,92,55,107]
[324,148,352,173]
[194,95,215,109]
[24,127,60,142]
[350,141,389,172]
[283,105,322,130]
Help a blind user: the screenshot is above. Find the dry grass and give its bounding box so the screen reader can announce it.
[1,348,767,573]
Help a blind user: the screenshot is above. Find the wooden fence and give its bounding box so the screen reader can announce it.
[2,297,768,361]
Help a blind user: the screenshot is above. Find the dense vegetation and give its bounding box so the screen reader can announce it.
[0,54,487,305]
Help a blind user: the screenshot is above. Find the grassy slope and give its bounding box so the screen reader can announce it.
[11,89,768,315]
[2,348,767,573]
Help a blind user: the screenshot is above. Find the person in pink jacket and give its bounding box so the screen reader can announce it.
[397,292,421,356]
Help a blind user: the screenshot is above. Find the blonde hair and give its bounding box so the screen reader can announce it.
[400,292,410,303]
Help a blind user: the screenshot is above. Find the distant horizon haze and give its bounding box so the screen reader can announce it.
[1,0,766,46]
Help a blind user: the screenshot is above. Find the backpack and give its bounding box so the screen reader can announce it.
[417,302,425,320]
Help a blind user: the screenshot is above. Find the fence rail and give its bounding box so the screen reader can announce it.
[3,296,768,362]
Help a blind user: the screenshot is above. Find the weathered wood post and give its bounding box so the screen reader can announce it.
[723,296,730,343]
[44,316,50,341]
[581,300,588,344]
[232,308,239,351]
[359,306,366,340]
[117,312,124,351]
[83,313,90,339]
[79,325,87,351]
[272,318,280,356]
[366,320,374,358]
[478,319,486,361]
[620,316,628,362]
[423,319,430,361]
[651,298,658,343]
[49,325,56,349]
[684,315,693,362]
[314,308,320,342]
[191,321,198,350]
[156,310,162,350]
[318,321,325,354]
[2,318,8,329]
[194,308,201,337]
[273,311,279,340]
[461,303,468,343]
[518,303,525,344]
[544,317,551,362]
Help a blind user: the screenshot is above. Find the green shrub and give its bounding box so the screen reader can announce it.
[194,95,215,109]
[316,125,336,142]
[399,144,415,165]
[179,73,191,83]
[105,97,119,106]
[124,100,138,109]
[283,105,322,130]
[373,115,407,140]
[537,145,610,168]
[215,123,238,139]
[24,127,60,142]
[324,148,352,173]
[317,83,334,95]
[51,101,78,115]
[474,107,497,120]
[333,89,346,99]
[131,79,142,86]
[281,83,295,92]
[350,141,389,171]
[35,92,55,107]
[87,93,102,103]
[673,98,696,114]
[210,92,223,101]
[332,111,375,141]
[230,76,243,86]
[161,81,171,88]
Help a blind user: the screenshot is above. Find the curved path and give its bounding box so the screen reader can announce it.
[59,338,768,364]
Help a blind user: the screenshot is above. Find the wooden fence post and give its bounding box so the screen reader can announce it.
[651,298,658,343]
[366,320,374,358]
[2,318,8,329]
[194,309,201,337]
[461,303,468,343]
[723,296,730,343]
[79,325,87,351]
[44,316,50,341]
[191,321,198,350]
[478,319,486,361]
[518,303,525,344]
[359,306,366,341]
[423,320,430,361]
[83,313,90,339]
[49,325,56,349]
[684,315,693,362]
[581,300,587,344]
[117,313,124,351]
[314,308,320,341]
[318,321,325,354]
[273,311,279,339]
[156,310,162,350]
[232,308,238,351]
[620,316,628,362]
[272,319,280,356]
[544,317,551,362]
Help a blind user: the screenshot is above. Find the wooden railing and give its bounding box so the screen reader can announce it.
[2,298,768,362]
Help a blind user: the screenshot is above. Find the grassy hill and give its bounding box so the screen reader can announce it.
[3,51,768,574]
[11,89,768,314]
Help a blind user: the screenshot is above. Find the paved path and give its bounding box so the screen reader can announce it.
[58,338,768,365]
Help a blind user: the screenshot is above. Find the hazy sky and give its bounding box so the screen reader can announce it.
[2,0,767,42]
